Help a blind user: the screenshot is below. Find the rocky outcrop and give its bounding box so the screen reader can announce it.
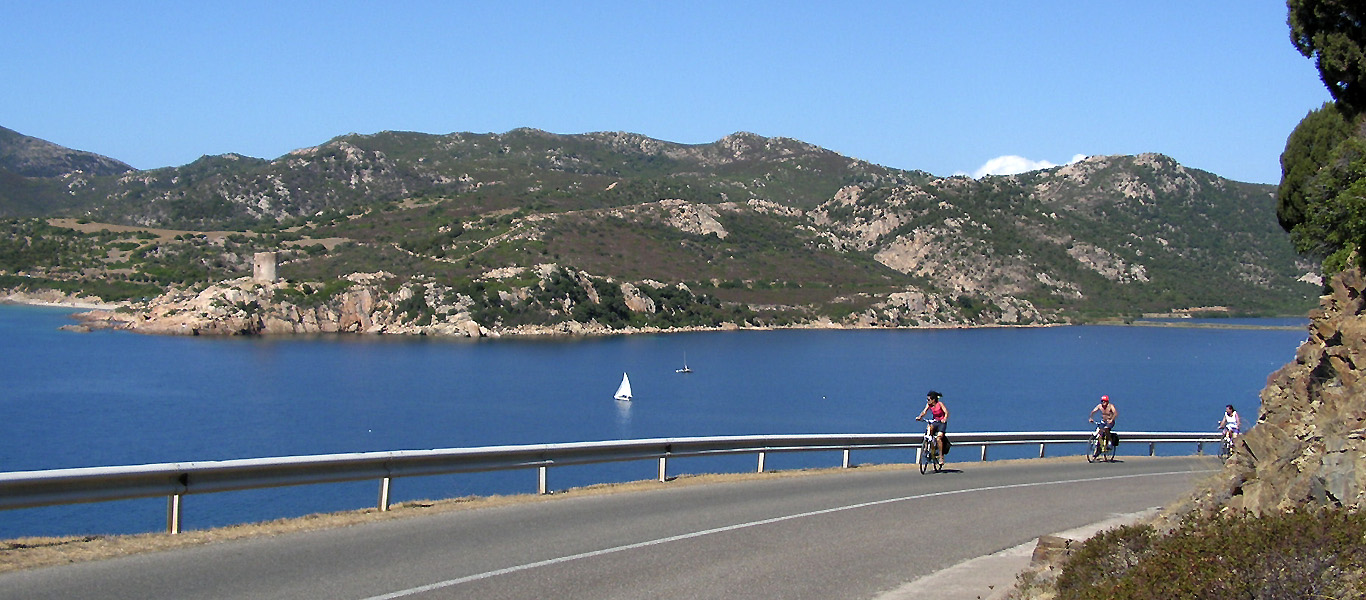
[846,289,1046,327]
[1185,265,1366,515]
[620,283,656,314]
[69,265,716,338]
[656,199,727,239]
[73,272,490,338]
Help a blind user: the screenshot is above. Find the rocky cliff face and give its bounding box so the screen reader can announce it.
[74,272,490,337]
[1187,266,1366,515]
[70,264,703,338]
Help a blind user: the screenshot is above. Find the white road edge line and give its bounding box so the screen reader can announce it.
[358,468,1214,600]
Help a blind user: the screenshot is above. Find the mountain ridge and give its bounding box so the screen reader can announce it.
[0,126,134,179]
[0,126,1319,336]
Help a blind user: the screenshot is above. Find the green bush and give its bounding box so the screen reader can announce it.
[1055,508,1366,600]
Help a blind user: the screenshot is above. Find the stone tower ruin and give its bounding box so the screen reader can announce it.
[253,252,277,283]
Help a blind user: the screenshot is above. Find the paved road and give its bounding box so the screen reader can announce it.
[0,456,1219,600]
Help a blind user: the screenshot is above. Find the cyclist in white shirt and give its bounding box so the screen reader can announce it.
[1218,404,1242,442]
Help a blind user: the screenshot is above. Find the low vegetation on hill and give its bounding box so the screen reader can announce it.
[1015,508,1366,599]
[0,127,1317,333]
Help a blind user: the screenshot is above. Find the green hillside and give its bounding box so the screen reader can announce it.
[0,127,1319,333]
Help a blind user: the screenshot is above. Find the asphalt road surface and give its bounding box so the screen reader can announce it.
[0,456,1220,600]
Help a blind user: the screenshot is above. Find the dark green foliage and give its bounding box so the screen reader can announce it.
[0,170,80,217]
[468,265,752,330]
[1279,103,1353,232]
[1281,1,1366,275]
[271,279,353,308]
[1289,0,1366,112]
[1056,508,1366,600]
[0,218,303,302]
[0,219,102,272]
[397,228,462,257]
[0,274,161,302]
[954,294,999,323]
[1275,94,1366,276]
[393,288,433,325]
[1292,134,1366,273]
[233,299,262,316]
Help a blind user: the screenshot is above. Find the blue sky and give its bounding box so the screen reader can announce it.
[1,2,1330,184]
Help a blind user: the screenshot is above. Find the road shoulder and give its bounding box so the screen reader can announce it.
[874,508,1160,600]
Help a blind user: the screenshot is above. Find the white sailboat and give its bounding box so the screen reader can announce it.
[676,352,692,374]
[613,372,633,401]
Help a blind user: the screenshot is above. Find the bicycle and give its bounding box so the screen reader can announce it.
[1088,419,1116,462]
[916,417,944,473]
[1218,428,1236,460]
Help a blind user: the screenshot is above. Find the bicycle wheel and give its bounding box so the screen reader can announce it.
[1219,437,1233,460]
[920,438,932,474]
[1102,435,1116,461]
[1087,435,1100,463]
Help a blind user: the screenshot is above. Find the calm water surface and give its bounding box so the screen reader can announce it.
[0,305,1308,538]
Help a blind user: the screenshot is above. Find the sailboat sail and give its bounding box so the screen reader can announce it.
[614,373,633,401]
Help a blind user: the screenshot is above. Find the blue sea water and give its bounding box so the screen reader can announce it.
[0,305,1309,538]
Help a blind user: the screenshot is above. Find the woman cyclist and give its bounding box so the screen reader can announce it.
[916,390,949,465]
[1218,404,1241,443]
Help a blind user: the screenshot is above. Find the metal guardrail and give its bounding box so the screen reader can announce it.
[0,431,1220,534]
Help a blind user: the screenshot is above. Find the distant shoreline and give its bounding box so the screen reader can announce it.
[0,294,123,311]
[1092,319,1306,331]
[0,296,1306,335]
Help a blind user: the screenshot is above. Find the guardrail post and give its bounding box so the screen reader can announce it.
[1197,442,1205,455]
[842,449,850,469]
[980,445,988,462]
[538,465,548,495]
[915,446,922,465]
[658,456,668,482]
[166,494,183,535]
[1039,443,1046,458]
[1148,443,1156,457]
[378,477,392,511]
[757,451,767,473]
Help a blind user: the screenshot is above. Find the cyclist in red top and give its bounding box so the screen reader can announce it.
[916,390,949,464]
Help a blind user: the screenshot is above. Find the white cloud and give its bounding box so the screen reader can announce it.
[971,154,1087,178]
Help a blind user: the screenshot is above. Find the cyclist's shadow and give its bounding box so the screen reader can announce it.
[930,465,965,474]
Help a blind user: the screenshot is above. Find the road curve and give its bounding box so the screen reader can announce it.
[0,456,1219,600]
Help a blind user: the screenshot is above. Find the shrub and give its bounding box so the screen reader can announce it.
[1054,508,1366,600]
